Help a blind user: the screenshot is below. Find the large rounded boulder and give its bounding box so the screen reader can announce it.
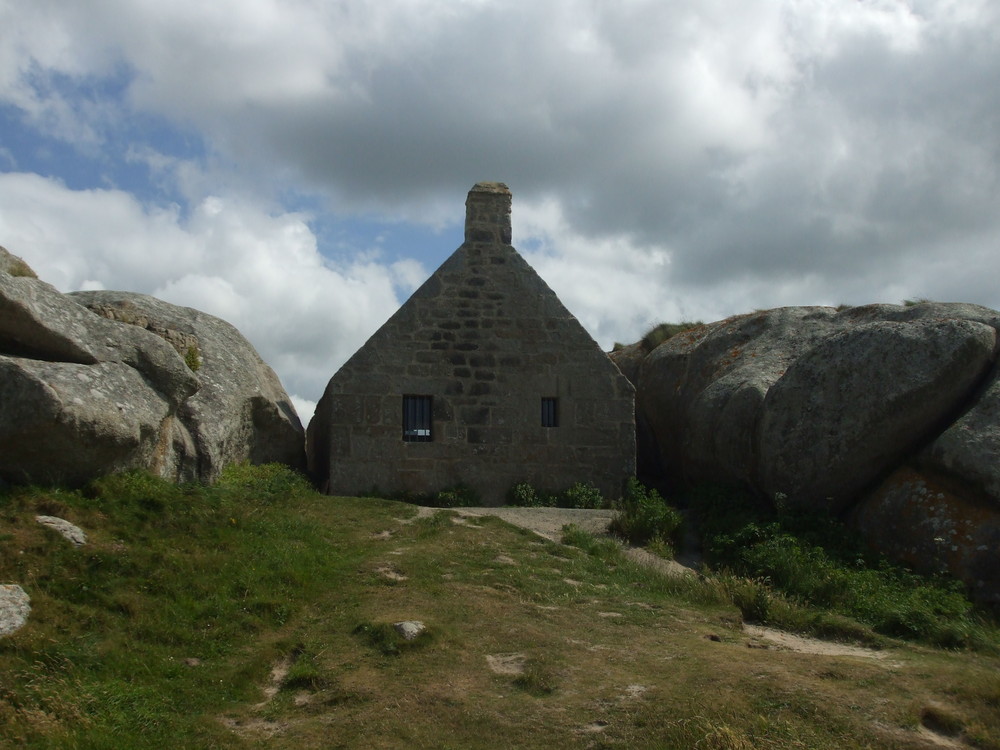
[0,248,304,486]
[71,291,306,482]
[630,301,1000,602]
[758,318,995,513]
[637,306,840,489]
[1,261,200,485]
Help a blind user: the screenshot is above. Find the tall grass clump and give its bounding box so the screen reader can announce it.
[2,254,37,278]
[610,478,683,549]
[641,320,704,351]
[688,484,998,649]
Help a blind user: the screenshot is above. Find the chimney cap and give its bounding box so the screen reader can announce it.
[469,181,510,195]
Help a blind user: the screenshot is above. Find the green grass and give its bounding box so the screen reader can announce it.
[687,483,1000,650]
[2,466,999,748]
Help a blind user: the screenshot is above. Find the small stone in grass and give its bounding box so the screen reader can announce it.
[393,621,425,641]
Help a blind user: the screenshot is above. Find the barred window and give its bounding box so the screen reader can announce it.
[402,395,433,442]
[541,397,558,428]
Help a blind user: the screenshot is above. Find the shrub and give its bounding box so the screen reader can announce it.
[610,478,683,547]
[684,483,770,544]
[727,578,771,623]
[183,345,201,372]
[432,484,479,508]
[559,482,605,509]
[646,535,676,560]
[507,482,605,508]
[508,482,544,507]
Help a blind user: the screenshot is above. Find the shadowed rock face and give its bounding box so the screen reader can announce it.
[0,255,304,486]
[852,467,1000,605]
[615,301,1000,603]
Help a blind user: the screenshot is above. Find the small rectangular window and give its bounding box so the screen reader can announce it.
[541,397,558,428]
[403,395,433,442]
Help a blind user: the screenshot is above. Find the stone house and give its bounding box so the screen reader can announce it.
[306,182,635,505]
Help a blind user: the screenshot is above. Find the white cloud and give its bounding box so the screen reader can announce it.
[290,396,317,428]
[0,172,409,405]
[2,0,1000,392]
[515,197,672,348]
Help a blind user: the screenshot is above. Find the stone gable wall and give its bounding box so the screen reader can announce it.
[308,183,635,504]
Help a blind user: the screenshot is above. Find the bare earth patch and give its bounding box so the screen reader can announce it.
[219,717,287,739]
[916,725,967,749]
[256,655,293,707]
[374,564,408,581]
[395,506,436,525]
[221,653,297,739]
[623,684,648,699]
[744,625,892,660]
[486,653,527,675]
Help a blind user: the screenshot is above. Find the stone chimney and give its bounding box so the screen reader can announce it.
[464,182,512,245]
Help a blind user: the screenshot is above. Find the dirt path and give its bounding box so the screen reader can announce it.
[452,506,616,542]
[448,506,892,662]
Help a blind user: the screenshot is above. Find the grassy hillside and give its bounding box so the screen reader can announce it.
[2,466,999,749]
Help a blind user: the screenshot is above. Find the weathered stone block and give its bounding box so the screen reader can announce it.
[460,407,491,426]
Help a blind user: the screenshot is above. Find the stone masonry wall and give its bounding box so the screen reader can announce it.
[307,183,635,505]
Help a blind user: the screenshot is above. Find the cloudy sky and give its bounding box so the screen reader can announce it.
[2,0,998,422]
